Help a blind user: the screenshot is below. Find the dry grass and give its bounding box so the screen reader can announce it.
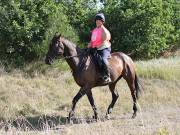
[0,56,180,134]
[136,56,180,80]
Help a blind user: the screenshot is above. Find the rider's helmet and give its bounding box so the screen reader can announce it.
[95,13,105,23]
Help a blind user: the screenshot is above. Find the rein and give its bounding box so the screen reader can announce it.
[59,40,87,59]
[63,50,88,59]
[64,53,83,59]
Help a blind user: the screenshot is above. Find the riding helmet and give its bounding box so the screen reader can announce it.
[95,13,105,22]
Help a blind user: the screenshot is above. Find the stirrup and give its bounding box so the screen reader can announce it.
[102,76,111,83]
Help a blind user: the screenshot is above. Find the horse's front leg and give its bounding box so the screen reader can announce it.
[68,87,86,122]
[106,83,119,119]
[86,90,98,120]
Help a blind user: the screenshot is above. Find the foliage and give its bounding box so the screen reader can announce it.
[171,0,180,46]
[103,0,178,58]
[0,0,179,66]
[0,0,78,66]
[60,0,103,46]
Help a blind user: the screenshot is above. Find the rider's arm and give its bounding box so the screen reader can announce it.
[102,26,111,42]
[87,43,91,48]
[97,27,111,50]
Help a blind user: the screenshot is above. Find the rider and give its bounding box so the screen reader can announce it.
[87,13,111,82]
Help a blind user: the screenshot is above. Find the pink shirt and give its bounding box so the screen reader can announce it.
[89,26,111,49]
[90,27,103,48]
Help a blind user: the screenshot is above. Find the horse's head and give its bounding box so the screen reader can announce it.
[45,33,64,65]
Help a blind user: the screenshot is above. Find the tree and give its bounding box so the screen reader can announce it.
[61,0,100,46]
[0,0,78,66]
[171,0,180,47]
[103,0,176,58]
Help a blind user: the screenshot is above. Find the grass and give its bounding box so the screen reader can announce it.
[136,56,180,80]
[0,56,179,134]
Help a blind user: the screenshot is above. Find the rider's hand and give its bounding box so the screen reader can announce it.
[87,43,91,48]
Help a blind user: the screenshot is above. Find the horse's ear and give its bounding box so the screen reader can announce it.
[54,32,61,38]
[58,34,61,38]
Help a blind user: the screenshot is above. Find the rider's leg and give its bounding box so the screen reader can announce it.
[98,47,111,82]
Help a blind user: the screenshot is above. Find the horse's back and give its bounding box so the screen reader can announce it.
[110,52,134,66]
[80,51,135,85]
[108,52,135,79]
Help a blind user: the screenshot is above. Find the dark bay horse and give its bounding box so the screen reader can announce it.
[45,34,141,121]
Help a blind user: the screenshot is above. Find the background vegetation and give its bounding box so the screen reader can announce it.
[0,1,179,134]
[0,0,179,66]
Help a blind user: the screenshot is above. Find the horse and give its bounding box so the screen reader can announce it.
[45,33,142,122]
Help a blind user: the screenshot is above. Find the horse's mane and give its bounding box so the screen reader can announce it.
[61,37,83,54]
[61,37,90,71]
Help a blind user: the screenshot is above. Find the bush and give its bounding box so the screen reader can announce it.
[0,0,79,66]
[103,0,177,58]
[61,0,99,47]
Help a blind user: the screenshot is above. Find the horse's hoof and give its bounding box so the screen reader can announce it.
[67,117,73,124]
[92,115,97,119]
[108,108,113,114]
[105,114,110,120]
[69,120,73,124]
[131,113,136,119]
[69,111,75,117]
[92,115,99,121]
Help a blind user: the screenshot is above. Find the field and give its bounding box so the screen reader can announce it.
[0,55,180,135]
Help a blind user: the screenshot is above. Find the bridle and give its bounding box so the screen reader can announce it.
[50,40,88,60]
[64,53,85,59]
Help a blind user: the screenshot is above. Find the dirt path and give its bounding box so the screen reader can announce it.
[110,105,180,135]
[51,105,180,135]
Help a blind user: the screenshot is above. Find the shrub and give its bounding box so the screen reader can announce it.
[103,0,177,58]
[0,0,79,66]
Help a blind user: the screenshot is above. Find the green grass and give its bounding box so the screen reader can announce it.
[136,56,180,80]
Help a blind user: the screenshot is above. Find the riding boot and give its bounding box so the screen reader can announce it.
[103,63,111,82]
[100,62,111,83]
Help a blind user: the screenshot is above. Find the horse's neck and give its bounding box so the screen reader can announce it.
[62,38,81,72]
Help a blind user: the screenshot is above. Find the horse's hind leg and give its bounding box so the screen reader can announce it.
[124,76,138,119]
[68,87,86,122]
[105,82,119,119]
[86,90,98,120]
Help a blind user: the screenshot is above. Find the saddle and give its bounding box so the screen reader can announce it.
[86,48,103,68]
[86,48,111,82]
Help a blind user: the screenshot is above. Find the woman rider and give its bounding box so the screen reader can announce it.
[88,13,111,82]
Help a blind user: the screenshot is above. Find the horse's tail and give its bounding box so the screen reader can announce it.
[134,74,142,99]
